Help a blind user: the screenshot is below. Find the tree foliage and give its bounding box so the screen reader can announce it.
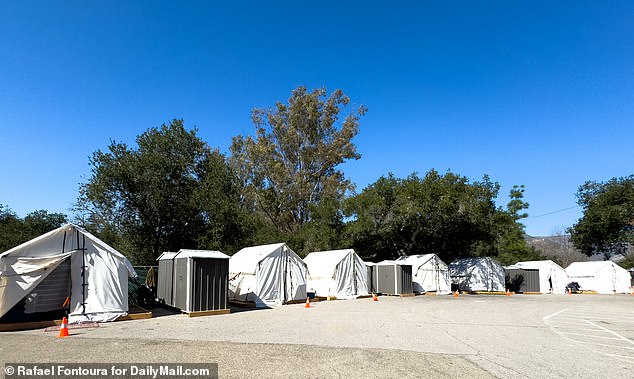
[230,86,366,245]
[492,185,542,265]
[344,171,537,264]
[569,176,634,257]
[76,120,247,264]
[0,205,67,252]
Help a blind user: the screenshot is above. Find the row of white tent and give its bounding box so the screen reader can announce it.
[447,257,632,294]
[2,225,633,324]
[228,244,370,307]
[226,244,634,307]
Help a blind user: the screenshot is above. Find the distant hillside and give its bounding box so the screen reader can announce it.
[524,234,587,268]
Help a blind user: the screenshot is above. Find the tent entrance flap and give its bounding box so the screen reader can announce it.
[24,258,71,314]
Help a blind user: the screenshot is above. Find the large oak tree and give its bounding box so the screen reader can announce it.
[76,119,246,264]
[569,176,634,258]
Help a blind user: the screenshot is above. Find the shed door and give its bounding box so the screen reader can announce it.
[173,258,189,311]
[377,265,396,294]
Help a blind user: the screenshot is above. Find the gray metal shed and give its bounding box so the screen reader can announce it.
[504,267,540,293]
[157,250,229,313]
[373,261,413,295]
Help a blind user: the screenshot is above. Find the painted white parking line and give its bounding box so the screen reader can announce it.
[543,306,634,362]
[584,320,634,345]
[556,316,634,322]
[552,327,613,333]
[545,320,592,325]
[590,342,634,351]
[543,308,570,321]
[604,353,634,361]
[560,332,624,340]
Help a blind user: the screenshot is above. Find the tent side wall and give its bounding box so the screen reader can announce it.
[230,244,307,307]
[412,256,451,294]
[330,252,369,299]
[567,262,631,294]
[449,258,506,292]
[68,243,131,322]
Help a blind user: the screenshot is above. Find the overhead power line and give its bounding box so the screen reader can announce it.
[526,205,580,219]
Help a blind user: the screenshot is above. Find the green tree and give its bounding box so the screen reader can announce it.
[76,119,246,264]
[492,185,542,265]
[230,86,366,253]
[0,205,67,252]
[343,174,401,260]
[296,197,349,254]
[569,176,634,258]
[345,171,536,263]
[23,210,68,236]
[0,205,24,252]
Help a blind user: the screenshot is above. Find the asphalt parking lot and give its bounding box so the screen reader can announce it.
[1,294,633,378]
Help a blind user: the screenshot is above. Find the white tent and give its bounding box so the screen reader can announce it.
[229,243,307,307]
[449,257,505,292]
[0,224,136,323]
[304,249,369,299]
[396,254,451,294]
[565,261,631,294]
[513,260,569,294]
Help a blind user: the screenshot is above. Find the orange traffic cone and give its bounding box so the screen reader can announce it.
[57,317,69,338]
[304,297,310,308]
[453,290,459,298]
[373,293,378,301]
[506,289,511,297]
[567,288,572,295]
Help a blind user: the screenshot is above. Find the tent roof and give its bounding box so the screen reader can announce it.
[448,257,504,275]
[514,260,566,272]
[230,243,304,274]
[397,254,434,263]
[566,261,623,277]
[451,256,497,263]
[397,254,448,269]
[0,223,134,276]
[304,249,358,278]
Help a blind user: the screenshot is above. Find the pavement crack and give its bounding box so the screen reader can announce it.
[476,354,531,378]
[443,328,480,354]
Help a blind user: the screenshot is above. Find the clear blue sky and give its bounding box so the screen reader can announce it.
[1,1,633,236]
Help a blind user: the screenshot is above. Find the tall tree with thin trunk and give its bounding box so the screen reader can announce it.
[230,86,366,241]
